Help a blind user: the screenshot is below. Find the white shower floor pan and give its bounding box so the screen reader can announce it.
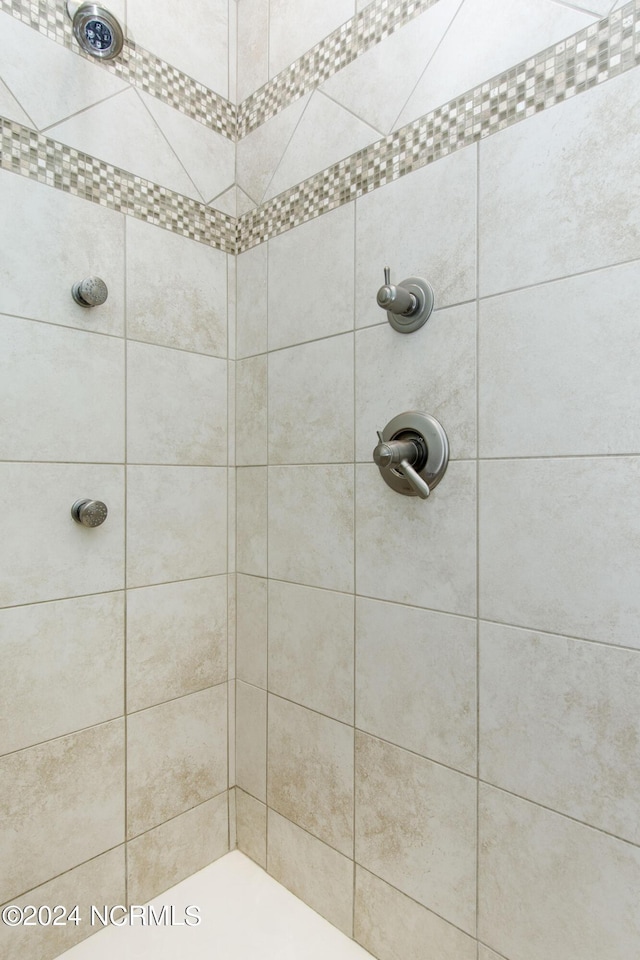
[61,851,374,960]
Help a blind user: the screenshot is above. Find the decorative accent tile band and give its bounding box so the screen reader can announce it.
[0,118,236,253]
[237,1,640,252]
[0,1,236,140]
[1,4,638,256]
[237,0,441,139]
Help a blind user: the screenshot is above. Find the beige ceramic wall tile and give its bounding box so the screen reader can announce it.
[126,218,227,357]
[268,695,354,856]
[126,577,228,713]
[48,89,199,200]
[236,575,268,688]
[237,243,268,358]
[0,847,125,960]
[355,732,476,934]
[236,467,268,575]
[479,261,640,458]
[127,794,229,904]
[356,462,476,617]
[479,457,640,645]
[237,0,269,101]
[320,0,463,134]
[0,593,123,756]
[267,203,355,351]
[268,0,355,76]
[140,92,235,203]
[478,785,640,960]
[396,0,595,127]
[268,334,354,463]
[128,0,229,96]
[127,685,227,838]
[268,465,354,592]
[354,866,477,960]
[127,342,227,465]
[0,720,125,904]
[356,599,476,774]
[480,622,640,844]
[0,171,125,337]
[236,355,268,465]
[0,463,124,608]
[355,302,476,461]
[1,317,124,463]
[268,809,354,936]
[236,94,311,204]
[126,466,227,587]
[355,147,477,322]
[236,788,267,867]
[0,76,32,126]
[235,680,267,801]
[269,580,354,723]
[0,14,128,130]
[479,67,640,297]
[265,92,380,201]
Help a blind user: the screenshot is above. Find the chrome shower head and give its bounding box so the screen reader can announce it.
[67,2,124,60]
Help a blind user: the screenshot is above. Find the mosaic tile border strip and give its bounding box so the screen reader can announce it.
[237,0,640,252]
[237,0,442,139]
[0,118,236,252]
[0,0,236,140]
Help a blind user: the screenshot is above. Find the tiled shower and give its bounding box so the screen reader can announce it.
[1,1,640,959]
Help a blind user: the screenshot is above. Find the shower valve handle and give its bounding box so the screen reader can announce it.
[376,266,417,316]
[373,431,431,499]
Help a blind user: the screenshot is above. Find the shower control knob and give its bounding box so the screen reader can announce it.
[376,266,435,333]
[72,276,108,307]
[71,499,108,527]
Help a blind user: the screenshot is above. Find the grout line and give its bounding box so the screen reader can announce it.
[351,198,358,939]
[0,842,128,909]
[264,233,271,872]
[258,89,314,205]
[318,87,386,138]
[123,215,129,905]
[474,138,481,942]
[40,87,133,135]
[388,0,466,133]
[133,88,206,205]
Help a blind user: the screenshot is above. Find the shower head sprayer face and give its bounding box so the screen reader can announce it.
[68,2,124,60]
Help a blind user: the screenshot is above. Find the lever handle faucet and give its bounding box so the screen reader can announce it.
[376,266,418,317]
[373,431,431,499]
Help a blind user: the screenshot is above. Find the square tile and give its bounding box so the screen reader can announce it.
[126,466,227,587]
[268,334,354,464]
[269,580,354,723]
[479,457,640,645]
[268,695,354,856]
[0,593,124,756]
[1,317,124,463]
[0,720,125,904]
[126,577,228,713]
[127,342,227,465]
[127,686,227,838]
[478,785,640,960]
[355,732,476,934]
[269,465,354,592]
[0,463,124,607]
[480,621,640,844]
[356,599,476,774]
